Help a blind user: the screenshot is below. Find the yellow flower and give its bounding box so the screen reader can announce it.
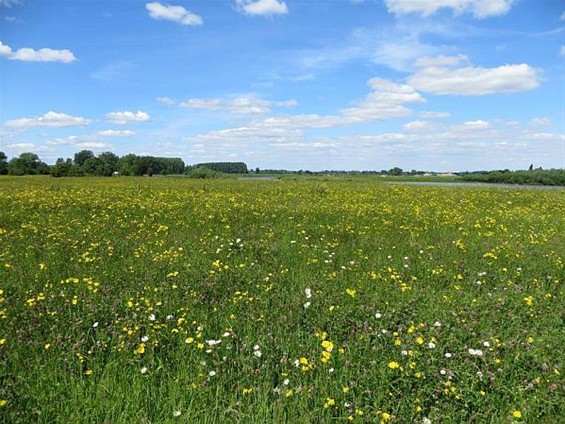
[84,369,93,376]
[242,388,253,395]
[342,386,350,393]
[185,337,194,344]
[0,400,7,407]
[323,397,335,408]
[512,410,522,419]
[321,340,334,352]
[388,361,400,369]
[415,336,424,345]
[380,411,391,422]
[345,288,357,297]
[134,343,145,355]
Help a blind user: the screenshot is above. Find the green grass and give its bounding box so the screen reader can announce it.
[0,176,563,423]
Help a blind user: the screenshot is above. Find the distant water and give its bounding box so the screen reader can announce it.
[384,181,565,190]
[237,176,279,181]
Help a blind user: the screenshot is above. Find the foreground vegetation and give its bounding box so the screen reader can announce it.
[0,176,563,423]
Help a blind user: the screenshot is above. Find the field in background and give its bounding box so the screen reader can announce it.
[0,176,563,423]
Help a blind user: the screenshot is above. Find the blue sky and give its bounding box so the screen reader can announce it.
[1,0,564,171]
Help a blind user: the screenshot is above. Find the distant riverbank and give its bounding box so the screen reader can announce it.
[384,181,565,190]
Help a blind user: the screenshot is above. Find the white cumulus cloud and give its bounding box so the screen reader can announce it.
[340,77,425,123]
[419,111,451,119]
[458,120,491,130]
[146,2,203,25]
[156,96,176,106]
[0,40,76,63]
[181,95,273,114]
[236,0,288,17]
[384,0,515,19]
[276,99,298,107]
[403,120,438,131]
[106,111,151,125]
[4,111,90,128]
[0,0,22,8]
[408,63,540,95]
[98,129,136,137]
[6,142,37,150]
[244,78,425,132]
[76,142,111,149]
[414,55,469,68]
[530,117,551,127]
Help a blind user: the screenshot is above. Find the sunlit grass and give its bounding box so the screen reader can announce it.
[0,176,563,422]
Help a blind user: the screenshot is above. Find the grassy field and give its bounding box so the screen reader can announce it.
[0,176,563,423]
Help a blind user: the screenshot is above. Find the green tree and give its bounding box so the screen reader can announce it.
[82,157,103,175]
[74,150,95,168]
[389,167,403,176]
[51,158,74,177]
[8,152,48,175]
[98,151,119,175]
[186,166,221,179]
[0,151,8,175]
[193,162,248,174]
[118,154,139,176]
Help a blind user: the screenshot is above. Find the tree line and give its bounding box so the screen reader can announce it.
[460,169,565,186]
[0,151,249,177]
[2,151,563,185]
[189,162,248,174]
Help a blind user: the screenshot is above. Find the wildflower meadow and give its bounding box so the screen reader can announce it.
[0,176,563,423]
